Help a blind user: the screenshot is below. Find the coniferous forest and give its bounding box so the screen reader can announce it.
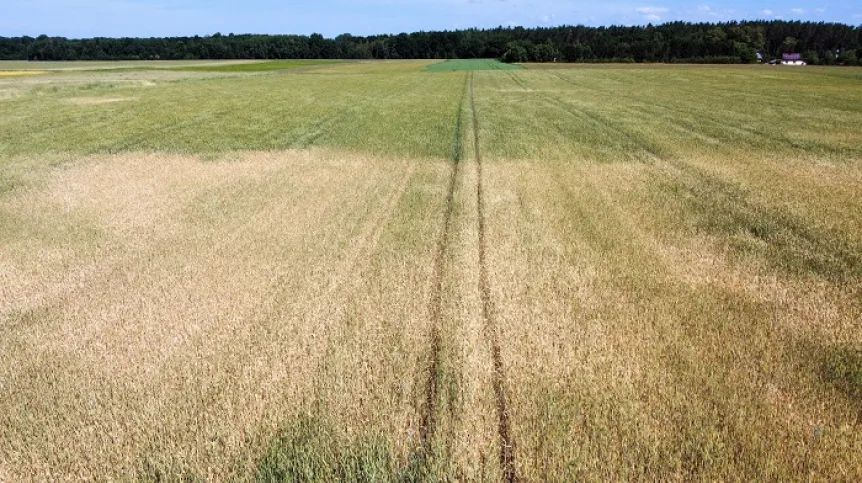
[1,21,860,65]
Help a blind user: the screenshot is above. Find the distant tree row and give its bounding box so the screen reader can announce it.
[1,21,860,65]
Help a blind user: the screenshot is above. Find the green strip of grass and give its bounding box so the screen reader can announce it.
[425,59,522,72]
[174,60,342,72]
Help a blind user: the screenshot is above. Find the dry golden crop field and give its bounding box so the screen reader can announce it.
[0,60,860,481]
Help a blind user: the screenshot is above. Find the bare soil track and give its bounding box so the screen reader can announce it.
[420,74,468,450]
[471,72,519,483]
[419,72,520,482]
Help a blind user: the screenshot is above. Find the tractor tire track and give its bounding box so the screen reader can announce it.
[470,72,520,483]
[537,92,664,159]
[548,71,857,156]
[419,73,469,451]
[307,160,419,400]
[539,81,667,160]
[506,70,530,91]
[290,77,415,149]
[103,104,237,153]
[289,103,361,149]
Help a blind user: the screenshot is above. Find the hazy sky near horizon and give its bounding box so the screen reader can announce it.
[2,1,860,38]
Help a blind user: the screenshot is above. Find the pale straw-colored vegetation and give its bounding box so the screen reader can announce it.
[1,61,859,480]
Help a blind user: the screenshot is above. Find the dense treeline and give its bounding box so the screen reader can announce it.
[1,21,860,65]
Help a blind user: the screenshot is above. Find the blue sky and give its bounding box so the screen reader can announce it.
[2,1,860,38]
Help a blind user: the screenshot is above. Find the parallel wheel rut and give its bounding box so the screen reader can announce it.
[471,72,519,483]
[420,74,469,451]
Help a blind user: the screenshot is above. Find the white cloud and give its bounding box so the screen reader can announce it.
[790,8,805,14]
[700,5,736,19]
[635,6,668,21]
[636,7,668,15]
[762,9,773,16]
[814,8,825,13]
[635,7,668,22]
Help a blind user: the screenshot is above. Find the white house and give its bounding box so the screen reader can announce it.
[781,53,806,66]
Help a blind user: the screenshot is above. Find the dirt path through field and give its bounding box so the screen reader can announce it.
[470,72,519,482]
[419,75,466,451]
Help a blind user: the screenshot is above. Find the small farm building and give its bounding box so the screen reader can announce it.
[781,53,806,66]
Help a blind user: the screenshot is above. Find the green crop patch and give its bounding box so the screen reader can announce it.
[425,59,523,72]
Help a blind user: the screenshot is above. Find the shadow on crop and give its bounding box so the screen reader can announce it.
[255,415,432,483]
